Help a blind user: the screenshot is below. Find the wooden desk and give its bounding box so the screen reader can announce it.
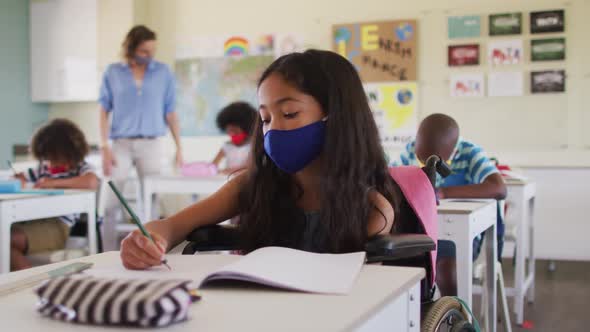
[438,199,498,332]
[0,252,424,331]
[0,190,97,274]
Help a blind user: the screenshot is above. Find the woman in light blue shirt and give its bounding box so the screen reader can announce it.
[98,25,182,250]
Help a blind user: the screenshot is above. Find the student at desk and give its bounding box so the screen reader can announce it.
[11,119,99,271]
[392,113,507,296]
[212,102,257,174]
[119,50,405,269]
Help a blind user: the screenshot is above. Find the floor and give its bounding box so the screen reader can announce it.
[473,259,590,332]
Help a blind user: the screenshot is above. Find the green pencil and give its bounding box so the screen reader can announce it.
[108,180,171,270]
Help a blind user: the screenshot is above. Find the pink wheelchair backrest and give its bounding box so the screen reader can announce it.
[389,166,438,284]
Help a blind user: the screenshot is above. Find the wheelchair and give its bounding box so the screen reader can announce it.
[182,156,476,332]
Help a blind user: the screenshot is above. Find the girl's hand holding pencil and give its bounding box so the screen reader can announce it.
[120,229,169,270]
[108,181,171,270]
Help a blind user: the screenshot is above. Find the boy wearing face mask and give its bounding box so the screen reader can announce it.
[392,113,507,297]
[212,102,257,174]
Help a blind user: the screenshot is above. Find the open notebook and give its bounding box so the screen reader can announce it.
[87,247,366,295]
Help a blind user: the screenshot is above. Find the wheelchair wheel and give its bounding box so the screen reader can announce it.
[421,296,475,332]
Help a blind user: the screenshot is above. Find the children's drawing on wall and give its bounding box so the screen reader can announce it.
[450,73,485,97]
[364,82,418,147]
[332,20,418,82]
[488,39,523,66]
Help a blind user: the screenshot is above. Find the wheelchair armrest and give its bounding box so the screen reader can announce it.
[365,234,436,263]
[182,224,240,254]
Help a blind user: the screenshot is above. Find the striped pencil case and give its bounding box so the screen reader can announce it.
[35,276,200,327]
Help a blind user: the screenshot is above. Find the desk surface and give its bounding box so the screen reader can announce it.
[0,252,424,331]
[437,199,496,215]
[0,189,95,201]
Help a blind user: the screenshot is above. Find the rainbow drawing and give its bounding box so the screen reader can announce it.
[224,37,249,56]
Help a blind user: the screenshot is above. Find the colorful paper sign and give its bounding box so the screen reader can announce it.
[333,20,418,82]
[448,16,481,39]
[450,73,485,97]
[364,82,418,146]
[531,38,565,61]
[448,44,479,66]
[531,70,565,93]
[488,39,523,65]
[489,13,522,36]
[530,10,565,34]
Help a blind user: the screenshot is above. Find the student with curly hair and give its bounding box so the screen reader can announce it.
[212,102,257,174]
[11,119,99,271]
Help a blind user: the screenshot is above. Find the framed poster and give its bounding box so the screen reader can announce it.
[489,13,522,36]
[530,10,565,34]
[531,38,565,61]
[448,15,481,39]
[448,44,479,66]
[531,70,565,93]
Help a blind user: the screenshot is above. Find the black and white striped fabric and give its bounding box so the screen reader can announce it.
[35,276,198,327]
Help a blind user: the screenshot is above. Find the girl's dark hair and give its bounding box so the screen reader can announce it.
[216,102,257,134]
[238,49,402,254]
[122,25,156,61]
[30,119,89,165]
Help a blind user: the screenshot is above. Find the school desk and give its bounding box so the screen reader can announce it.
[142,175,228,221]
[0,190,97,274]
[504,178,537,325]
[0,251,423,331]
[437,199,498,332]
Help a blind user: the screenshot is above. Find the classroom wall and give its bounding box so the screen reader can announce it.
[47,0,590,167]
[171,0,590,166]
[0,0,48,162]
[33,0,590,260]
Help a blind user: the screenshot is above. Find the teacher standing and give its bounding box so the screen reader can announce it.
[98,25,182,250]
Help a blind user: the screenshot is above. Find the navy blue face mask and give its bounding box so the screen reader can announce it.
[263,119,327,174]
[134,55,152,65]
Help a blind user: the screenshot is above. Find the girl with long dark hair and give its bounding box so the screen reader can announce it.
[120,50,403,269]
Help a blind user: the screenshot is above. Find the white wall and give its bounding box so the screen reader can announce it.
[48,0,590,167]
[43,0,590,259]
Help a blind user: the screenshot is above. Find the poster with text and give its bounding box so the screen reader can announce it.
[448,44,479,66]
[489,13,522,36]
[488,71,523,96]
[488,39,523,65]
[531,38,565,61]
[530,10,565,34]
[450,73,485,97]
[364,82,418,147]
[531,70,565,93]
[448,16,481,39]
[333,20,418,82]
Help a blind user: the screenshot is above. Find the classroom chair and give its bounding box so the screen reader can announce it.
[181,156,479,332]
